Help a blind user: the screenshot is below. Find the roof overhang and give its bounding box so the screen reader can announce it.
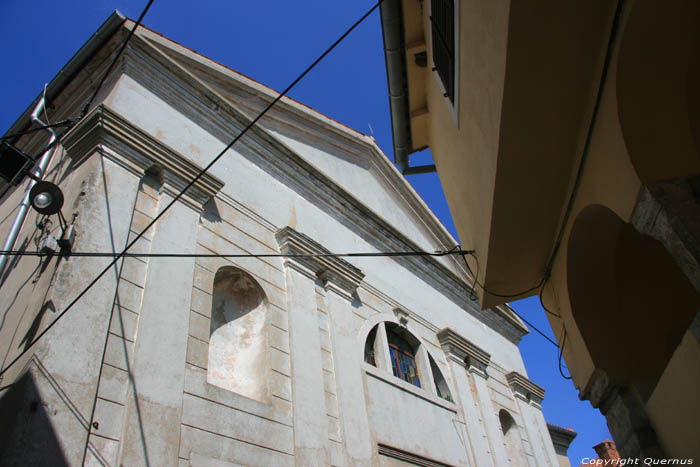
[381,0,619,308]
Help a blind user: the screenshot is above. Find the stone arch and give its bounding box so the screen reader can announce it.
[499,409,524,466]
[567,204,699,394]
[357,312,398,362]
[616,0,700,183]
[208,266,269,402]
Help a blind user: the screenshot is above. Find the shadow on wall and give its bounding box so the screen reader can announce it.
[0,370,69,466]
[567,204,700,396]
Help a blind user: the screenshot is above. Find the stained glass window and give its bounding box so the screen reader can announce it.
[387,327,421,388]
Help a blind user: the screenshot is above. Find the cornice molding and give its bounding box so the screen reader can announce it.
[276,227,364,299]
[62,105,224,211]
[437,328,491,378]
[506,371,546,408]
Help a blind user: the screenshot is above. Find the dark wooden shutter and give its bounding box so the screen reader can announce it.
[431,0,455,102]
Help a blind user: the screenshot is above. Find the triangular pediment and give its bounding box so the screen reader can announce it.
[75,20,525,341]
[136,28,464,274]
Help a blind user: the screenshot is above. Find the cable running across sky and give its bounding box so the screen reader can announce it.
[0,0,386,380]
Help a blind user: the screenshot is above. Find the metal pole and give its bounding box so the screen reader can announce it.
[0,94,57,279]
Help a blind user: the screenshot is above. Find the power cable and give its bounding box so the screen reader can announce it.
[456,248,571,380]
[508,307,559,348]
[458,249,545,299]
[0,0,385,380]
[0,120,75,143]
[558,326,573,380]
[1,0,153,203]
[544,0,624,276]
[538,280,562,318]
[0,249,472,259]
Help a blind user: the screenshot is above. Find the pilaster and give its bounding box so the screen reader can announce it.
[438,328,510,466]
[276,227,365,465]
[506,372,558,466]
[120,194,199,466]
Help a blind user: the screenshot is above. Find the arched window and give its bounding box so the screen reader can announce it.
[363,320,452,401]
[208,266,268,402]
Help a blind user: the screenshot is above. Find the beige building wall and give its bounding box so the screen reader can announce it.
[384,0,700,460]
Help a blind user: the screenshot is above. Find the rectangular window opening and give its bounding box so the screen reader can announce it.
[431,0,455,102]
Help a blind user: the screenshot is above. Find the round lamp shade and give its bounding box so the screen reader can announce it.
[29,181,64,215]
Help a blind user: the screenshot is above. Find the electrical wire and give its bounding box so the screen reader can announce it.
[538,280,562,318]
[1,2,153,154]
[79,0,155,119]
[0,249,472,259]
[0,0,385,380]
[543,0,624,276]
[557,326,572,379]
[456,248,574,380]
[458,249,545,299]
[0,121,76,143]
[508,307,559,348]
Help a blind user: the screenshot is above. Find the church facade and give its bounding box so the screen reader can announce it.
[0,13,561,466]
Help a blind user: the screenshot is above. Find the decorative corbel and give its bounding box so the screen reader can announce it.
[393,308,409,327]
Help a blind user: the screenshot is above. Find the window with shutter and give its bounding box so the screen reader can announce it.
[431,0,455,102]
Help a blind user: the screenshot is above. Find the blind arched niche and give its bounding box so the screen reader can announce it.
[499,409,523,466]
[208,266,268,402]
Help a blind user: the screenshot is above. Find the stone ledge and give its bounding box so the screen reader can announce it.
[363,363,457,413]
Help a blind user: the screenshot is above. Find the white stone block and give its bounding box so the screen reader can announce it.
[109,306,139,342]
[91,397,125,440]
[188,310,210,343]
[97,363,129,405]
[181,393,294,455]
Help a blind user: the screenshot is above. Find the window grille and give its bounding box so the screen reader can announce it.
[431,0,455,102]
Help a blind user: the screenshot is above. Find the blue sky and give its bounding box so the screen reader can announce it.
[0,0,611,462]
